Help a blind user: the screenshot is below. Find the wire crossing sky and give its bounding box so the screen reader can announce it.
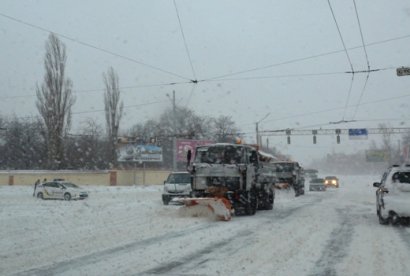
[1,0,410,163]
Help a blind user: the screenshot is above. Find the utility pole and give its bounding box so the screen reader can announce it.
[255,113,270,148]
[172,90,177,171]
[256,122,259,147]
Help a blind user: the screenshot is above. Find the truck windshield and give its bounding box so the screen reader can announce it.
[274,163,294,172]
[195,145,244,164]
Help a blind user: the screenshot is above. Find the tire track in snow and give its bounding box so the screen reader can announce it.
[14,192,327,276]
[142,229,254,275]
[396,227,410,252]
[308,208,355,276]
[142,196,327,275]
[12,223,218,276]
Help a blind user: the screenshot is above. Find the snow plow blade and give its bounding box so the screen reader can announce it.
[175,197,232,221]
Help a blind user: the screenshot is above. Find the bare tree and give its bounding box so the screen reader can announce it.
[103,67,123,167]
[36,33,75,169]
[65,118,108,169]
[212,115,239,142]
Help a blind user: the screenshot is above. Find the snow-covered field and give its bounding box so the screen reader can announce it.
[1,174,410,276]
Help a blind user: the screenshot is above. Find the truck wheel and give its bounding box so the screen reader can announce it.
[267,192,274,210]
[245,191,257,215]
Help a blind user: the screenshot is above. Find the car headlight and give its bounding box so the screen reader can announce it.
[332,180,336,184]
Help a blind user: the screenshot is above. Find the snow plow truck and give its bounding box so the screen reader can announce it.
[180,143,275,221]
[271,161,305,197]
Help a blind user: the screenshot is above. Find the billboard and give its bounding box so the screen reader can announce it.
[117,144,163,162]
[365,150,387,162]
[176,139,214,162]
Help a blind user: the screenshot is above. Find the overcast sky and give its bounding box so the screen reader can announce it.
[1,0,410,165]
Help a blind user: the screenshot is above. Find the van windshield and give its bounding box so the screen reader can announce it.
[194,145,244,164]
[167,173,191,184]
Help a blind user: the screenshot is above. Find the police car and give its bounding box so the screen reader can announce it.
[35,181,89,201]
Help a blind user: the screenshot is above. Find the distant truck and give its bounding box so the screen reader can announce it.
[185,143,275,219]
[271,161,305,197]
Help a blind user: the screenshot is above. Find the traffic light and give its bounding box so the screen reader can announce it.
[312,130,317,144]
[336,129,341,144]
[286,129,291,144]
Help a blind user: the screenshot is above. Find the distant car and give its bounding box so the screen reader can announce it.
[324,176,339,188]
[373,165,410,225]
[162,172,192,205]
[309,178,326,191]
[36,181,88,200]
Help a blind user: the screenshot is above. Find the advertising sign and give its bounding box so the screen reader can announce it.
[176,139,214,162]
[348,128,368,140]
[117,144,163,162]
[365,150,386,162]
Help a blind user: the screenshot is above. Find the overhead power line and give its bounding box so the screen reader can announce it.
[203,33,410,81]
[261,92,410,124]
[72,100,167,115]
[353,0,370,71]
[173,0,197,81]
[342,74,355,120]
[351,72,370,120]
[327,0,354,72]
[0,12,191,81]
[2,81,192,100]
[350,0,371,120]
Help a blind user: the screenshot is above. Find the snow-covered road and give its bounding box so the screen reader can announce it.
[1,174,410,276]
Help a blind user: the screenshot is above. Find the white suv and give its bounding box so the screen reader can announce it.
[36,181,89,201]
[162,172,192,205]
[373,165,410,225]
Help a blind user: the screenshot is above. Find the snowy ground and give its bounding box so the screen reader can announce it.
[1,174,410,276]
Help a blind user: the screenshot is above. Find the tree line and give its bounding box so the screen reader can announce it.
[0,33,242,170]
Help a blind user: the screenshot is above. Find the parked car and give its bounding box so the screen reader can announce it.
[373,165,410,225]
[162,172,192,205]
[324,176,339,188]
[36,181,89,200]
[309,178,326,191]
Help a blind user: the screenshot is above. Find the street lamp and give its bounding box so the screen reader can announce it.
[255,113,270,147]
